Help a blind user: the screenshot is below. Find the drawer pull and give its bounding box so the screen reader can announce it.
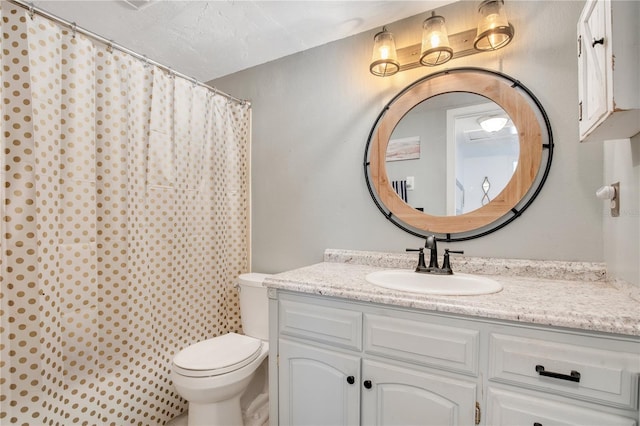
[533,423,542,426]
[535,365,581,382]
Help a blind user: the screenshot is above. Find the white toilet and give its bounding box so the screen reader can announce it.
[171,273,271,426]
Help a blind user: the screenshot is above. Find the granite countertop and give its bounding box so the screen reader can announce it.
[264,249,640,337]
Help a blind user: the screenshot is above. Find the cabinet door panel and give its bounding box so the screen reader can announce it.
[487,388,637,426]
[578,0,608,137]
[361,360,476,426]
[279,339,360,426]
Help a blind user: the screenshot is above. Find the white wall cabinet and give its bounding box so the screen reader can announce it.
[577,0,640,142]
[269,291,640,426]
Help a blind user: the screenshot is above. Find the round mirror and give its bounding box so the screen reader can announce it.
[386,92,520,216]
[364,68,553,241]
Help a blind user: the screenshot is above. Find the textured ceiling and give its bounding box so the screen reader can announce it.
[30,0,453,82]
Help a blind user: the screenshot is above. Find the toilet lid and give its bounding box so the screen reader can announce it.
[173,332,263,377]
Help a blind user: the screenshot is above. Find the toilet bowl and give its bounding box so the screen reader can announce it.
[171,273,271,426]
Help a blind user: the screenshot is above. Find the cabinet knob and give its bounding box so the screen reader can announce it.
[346,375,355,385]
[533,423,543,426]
[591,37,604,48]
[363,380,372,389]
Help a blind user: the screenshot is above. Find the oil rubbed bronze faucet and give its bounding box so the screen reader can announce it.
[407,235,464,275]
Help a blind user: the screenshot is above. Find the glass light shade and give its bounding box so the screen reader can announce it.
[479,116,508,132]
[370,27,400,77]
[420,13,453,66]
[474,0,514,51]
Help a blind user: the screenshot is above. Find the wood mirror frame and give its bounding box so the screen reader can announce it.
[365,68,553,241]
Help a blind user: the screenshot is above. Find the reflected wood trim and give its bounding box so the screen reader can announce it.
[370,70,543,234]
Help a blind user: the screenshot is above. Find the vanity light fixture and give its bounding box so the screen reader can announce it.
[420,12,453,66]
[369,0,515,76]
[478,115,508,132]
[370,26,400,77]
[474,0,514,51]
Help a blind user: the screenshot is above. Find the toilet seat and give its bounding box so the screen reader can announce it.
[173,332,263,378]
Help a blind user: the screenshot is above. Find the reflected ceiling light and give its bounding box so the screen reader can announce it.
[369,1,515,77]
[420,12,453,66]
[479,116,508,132]
[474,0,514,51]
[370,27,400,77]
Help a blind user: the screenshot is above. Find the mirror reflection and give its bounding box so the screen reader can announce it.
[386,93,519,216]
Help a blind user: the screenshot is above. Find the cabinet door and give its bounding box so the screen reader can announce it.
[486,388,637,426]
[578,0,609,138]
[361,360,477,426]
[278,339,360,426]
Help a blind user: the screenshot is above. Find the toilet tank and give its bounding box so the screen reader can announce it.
[237,273,271,340]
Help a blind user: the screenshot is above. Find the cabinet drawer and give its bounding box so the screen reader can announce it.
[279,297,362,351]
[364,313,479,375]
[489,333,640,409]
[486,387,637,426]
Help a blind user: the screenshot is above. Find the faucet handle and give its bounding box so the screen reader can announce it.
[406,248,424,258]
[442,249,464,274]
[406,248,428,272]
[445,249,464,255]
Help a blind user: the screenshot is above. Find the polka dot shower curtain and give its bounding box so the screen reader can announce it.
[1,4,250,424]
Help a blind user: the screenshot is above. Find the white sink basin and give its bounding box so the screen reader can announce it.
[365,269,503,296]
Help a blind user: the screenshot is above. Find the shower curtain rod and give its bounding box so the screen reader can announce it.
[7,0,250,106]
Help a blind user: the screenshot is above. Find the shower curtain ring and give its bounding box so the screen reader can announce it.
[71,22,77,38]
[28,3,35,19]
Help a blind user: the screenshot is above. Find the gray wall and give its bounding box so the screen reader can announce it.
[603,135,640,286]
[213,0,604,274]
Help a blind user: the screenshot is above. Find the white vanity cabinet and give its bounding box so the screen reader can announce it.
[270,290,640,426]
[577,0,640,142]
[273,293,478,426]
